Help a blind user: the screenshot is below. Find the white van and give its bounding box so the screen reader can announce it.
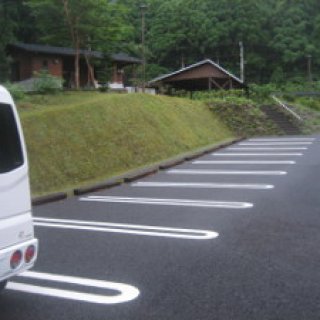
[0,85,38,292]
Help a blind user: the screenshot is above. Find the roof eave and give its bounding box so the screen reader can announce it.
[149,59,245,86]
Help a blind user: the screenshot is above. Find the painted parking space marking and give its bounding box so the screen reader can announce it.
[33,217,219,240]
[212,153,303,156]
[167,169,287,176]
[229,147,308,150]
[193,160,296,164]
[249,138,315,142]
[132,181,274,190]
[239,142,313,146]
[80,196,253,209]
[7,271,140,304]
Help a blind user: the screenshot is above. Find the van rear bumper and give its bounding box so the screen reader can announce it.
[0,238,38,282]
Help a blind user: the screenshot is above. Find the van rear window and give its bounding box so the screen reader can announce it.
[0,103,24,173]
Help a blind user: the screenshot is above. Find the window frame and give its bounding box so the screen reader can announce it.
[0,103,24,173]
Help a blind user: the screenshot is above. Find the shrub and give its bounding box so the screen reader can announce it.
[207,99,282,137]
[249,83,278,103]
[2,82,25,101]
[281,94,295,102]
[32,71,63,94]
[193,89,246,101]
[296,97,320,112]
[98,84,108,93]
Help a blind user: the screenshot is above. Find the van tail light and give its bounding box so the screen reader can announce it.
[25,245,36,263]
[10,250,22,269]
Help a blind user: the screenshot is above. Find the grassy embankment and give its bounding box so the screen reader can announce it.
[281,95,320,133]
[18,92,234,195]
[193,92,283,137]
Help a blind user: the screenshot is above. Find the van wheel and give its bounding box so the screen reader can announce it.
[0,280,7,292]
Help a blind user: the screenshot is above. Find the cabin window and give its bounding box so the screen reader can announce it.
[0,103,24,173]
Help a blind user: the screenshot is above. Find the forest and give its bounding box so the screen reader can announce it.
[0,0,319,85]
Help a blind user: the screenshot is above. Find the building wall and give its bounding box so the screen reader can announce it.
[10,50,63,81]
[9,48,130,88]
[32,55,63,78]
[168,64,227,82]
[10,52,33,80]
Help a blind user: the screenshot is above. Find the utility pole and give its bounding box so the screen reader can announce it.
[307,54,312,84]
[239,41,245,83]
[140,4,147,93]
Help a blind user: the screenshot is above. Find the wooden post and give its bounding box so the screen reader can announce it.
[222,80,230,89]
[210,78,223,90]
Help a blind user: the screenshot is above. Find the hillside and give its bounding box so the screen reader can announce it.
[18,92,233,195]
[281,96,320,134]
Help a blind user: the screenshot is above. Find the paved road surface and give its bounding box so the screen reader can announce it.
[1,135,320,320]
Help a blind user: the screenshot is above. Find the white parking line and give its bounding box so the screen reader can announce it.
[132,181,274,190]
[229,147,308,150]
[193,160,296,164]
[167,169,287,175]
[249,138,315,142]
[7,271,140,304]
[80,196,253,209]
[33,217,219,240]
[240,142,312,145]
[212,153,303,156]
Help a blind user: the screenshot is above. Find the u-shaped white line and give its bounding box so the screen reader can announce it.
[80,196,253,209]
[7,271,140,304]
[33,217,219,240]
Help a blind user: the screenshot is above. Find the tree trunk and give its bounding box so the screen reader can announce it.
[62,0,80,89]
[74,40,80,89]
[84,55,95,87]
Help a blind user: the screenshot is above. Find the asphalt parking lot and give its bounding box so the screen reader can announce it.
[1,135,320,320]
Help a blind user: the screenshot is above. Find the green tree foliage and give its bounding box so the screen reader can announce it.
[0,0,17,81]
[0,0,37,82]
[3,0,320,84]
[27,0,131,88]
[118,0,320,83]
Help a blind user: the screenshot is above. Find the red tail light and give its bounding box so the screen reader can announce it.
[25,245,36,263]
[10,250,22,269]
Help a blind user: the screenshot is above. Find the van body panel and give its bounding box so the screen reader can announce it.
[0,212,34,249]
[0,167,31,220]
[0,85,37,286]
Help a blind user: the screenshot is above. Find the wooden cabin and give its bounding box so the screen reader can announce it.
[149,59,246,93]
[7,43,141,89]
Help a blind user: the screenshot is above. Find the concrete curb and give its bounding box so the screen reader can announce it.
[73,178,122,196]
[32,137,244,205]
[123,165,159,183]
[32,192,68,206]
[159,157,185,170]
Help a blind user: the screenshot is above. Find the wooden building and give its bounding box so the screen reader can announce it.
[149,59,246,92]
[7,43,141,89]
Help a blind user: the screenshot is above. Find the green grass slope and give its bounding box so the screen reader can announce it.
[19,92,233,195]
[281,96,320,134]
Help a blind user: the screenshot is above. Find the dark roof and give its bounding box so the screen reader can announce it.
[10,43,141,64]
[111,52,142,64]
[149,59,244,86]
